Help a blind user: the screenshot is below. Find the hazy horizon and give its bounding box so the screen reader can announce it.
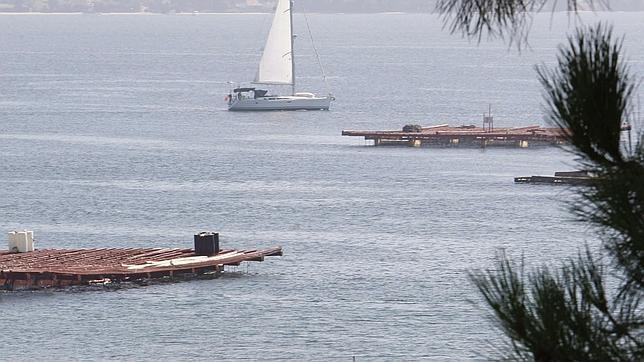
[1,0,644,13]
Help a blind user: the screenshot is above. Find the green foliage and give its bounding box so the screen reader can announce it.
[439,2,642,360]
[538,24,634,166]
[537,22,643,300]
[437,0,536,43]
[436,0,609,45]
[472,249,642,360]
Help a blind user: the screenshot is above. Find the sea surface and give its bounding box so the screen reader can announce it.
[1,12,643,361]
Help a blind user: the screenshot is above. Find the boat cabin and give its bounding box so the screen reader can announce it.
[231,87,269,100]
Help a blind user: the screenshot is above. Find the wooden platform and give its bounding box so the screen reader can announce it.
[0,246,282,290]
[342,124,567,148]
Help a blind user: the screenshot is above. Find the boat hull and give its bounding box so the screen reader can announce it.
[228,95,331,111]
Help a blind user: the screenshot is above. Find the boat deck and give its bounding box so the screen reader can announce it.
[0,246,282,290]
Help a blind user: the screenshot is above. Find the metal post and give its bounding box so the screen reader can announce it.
[289,0,296,95]
[483,104,493,132]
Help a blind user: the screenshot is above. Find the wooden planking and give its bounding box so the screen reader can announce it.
[342,124,567,145]
[0,246,282,282]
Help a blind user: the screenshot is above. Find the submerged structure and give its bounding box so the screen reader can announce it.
[514,171,596,185]
[1,231,282,290]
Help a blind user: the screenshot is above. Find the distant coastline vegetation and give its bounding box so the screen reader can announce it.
[3,0,642,14]
[0,0,436,13]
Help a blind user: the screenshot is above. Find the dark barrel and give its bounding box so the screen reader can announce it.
[194,232,220,256]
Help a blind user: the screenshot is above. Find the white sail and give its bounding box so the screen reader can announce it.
[254,0,293,85]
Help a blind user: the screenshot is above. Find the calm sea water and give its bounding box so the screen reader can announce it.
[1,12,643,361]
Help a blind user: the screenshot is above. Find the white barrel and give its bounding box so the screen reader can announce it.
[7,231,18,252]
[7,230,34,252]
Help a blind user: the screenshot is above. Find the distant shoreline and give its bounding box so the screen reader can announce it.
[0,12,270,15]
[0,10,642,15]
[0,11,422,16]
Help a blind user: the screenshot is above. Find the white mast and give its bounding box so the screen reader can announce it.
[290,0,295,95]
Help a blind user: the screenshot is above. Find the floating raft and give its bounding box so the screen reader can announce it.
[342,124,567,148]
[0,246,282,290]
[514,171,596,185]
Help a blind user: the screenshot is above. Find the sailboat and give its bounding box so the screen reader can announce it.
[227,0,333,111]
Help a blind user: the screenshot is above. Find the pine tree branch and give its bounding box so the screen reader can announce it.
[436,0,610,46]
